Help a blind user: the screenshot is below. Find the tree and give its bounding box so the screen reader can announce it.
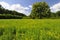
[0,5,27,19]
[0,5,3,9]
[30,2,51,19]
[0,5,5,14]
[56,11,60,16]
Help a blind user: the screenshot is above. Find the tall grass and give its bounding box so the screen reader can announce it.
[0,19,60,40]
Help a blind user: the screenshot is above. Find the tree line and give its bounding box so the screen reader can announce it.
[30,2,60,19]
[0,5,26,19]
[0,2,60,19]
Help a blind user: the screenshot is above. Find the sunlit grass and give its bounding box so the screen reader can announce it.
[0,19,60,40]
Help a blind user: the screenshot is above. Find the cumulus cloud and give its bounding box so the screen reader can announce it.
[29,5,32,8]
[0,1,30,15]
[50,2,60,12]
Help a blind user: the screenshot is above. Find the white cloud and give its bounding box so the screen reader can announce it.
[29,5,32,8]
[0,1,10,9]
[50,2,60,12]
[0,1,30,15]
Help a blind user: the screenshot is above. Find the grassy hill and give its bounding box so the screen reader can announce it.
[0,19,60,40]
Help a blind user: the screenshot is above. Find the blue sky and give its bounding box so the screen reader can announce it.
[0,0,60,15]
[0,0,60,6]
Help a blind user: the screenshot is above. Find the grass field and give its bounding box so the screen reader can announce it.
[0,19,60,40]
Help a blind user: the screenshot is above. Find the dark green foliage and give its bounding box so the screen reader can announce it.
[56,11,60,16]
[50,12,56,19]
[0,14,24,19]
[49,12,60,19]
[1,2,60,19]
[0,5,26,19]
[30,2,51,19]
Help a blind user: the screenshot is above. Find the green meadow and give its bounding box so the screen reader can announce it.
[0,19,60,40]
